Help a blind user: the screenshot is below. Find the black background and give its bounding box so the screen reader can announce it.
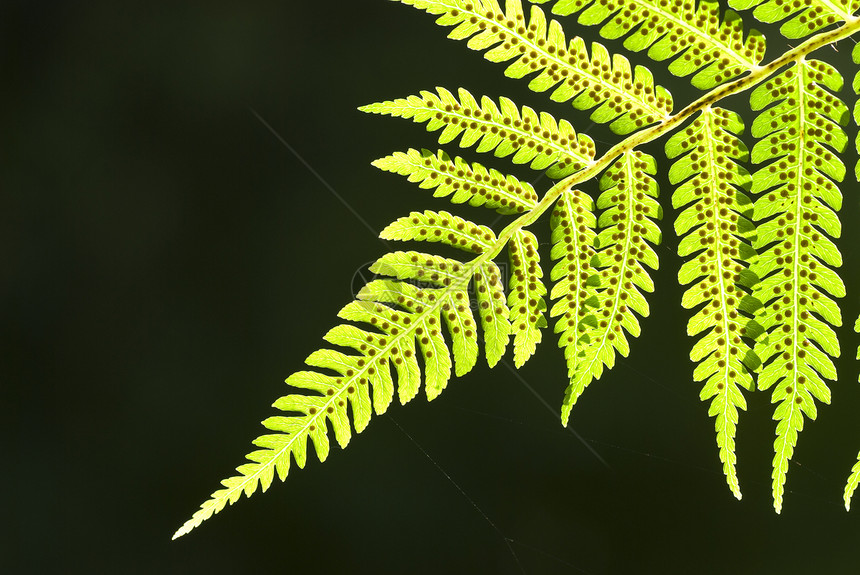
[5,2,860,573]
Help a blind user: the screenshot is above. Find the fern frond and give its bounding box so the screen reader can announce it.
[729,0,859,39]
[373,149,539,214]
[665,106,760,499]
[179,0,860,538]
[395,0,673,133]
[509,230,548,366]
[533,0,766,89]
[362,88,597,179]
[560,151,662,424]
[748,58,848,513]
[174,246,510,538]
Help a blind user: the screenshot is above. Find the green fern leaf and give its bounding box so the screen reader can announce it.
[372,148,539,214]
[549,188,599,393]
[509,230,548,366]
[560,150,662,424]
[845,453,860,510]
[847,312,860,510]
[665,106,761,499]
[395,0,673,133]
[533,0,766,89]
[853,42,860,180]
[380,209,498,253]
[474,262,513,366]
[748,58,848,513]
[362,88,596,179]
[857,313,860,378]
[729,0,859,39]
[174,243,508,538]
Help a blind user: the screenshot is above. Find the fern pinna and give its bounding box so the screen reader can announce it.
[174,0,860,538]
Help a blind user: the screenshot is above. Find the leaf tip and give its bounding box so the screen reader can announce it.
[171,522,192,541]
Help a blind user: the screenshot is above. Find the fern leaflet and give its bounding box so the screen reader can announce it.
[559,150,662,424]
[380,209,498,253]
[509,230,548,366]
[474,261,513,367]
[373,148,539,214]
[665,106,761,499]
[846,451,860,510]
[361,88,597,178]
[549,188,599,393]
[748,58,848,513]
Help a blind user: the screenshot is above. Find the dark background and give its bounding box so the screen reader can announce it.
[5,2,860,573]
